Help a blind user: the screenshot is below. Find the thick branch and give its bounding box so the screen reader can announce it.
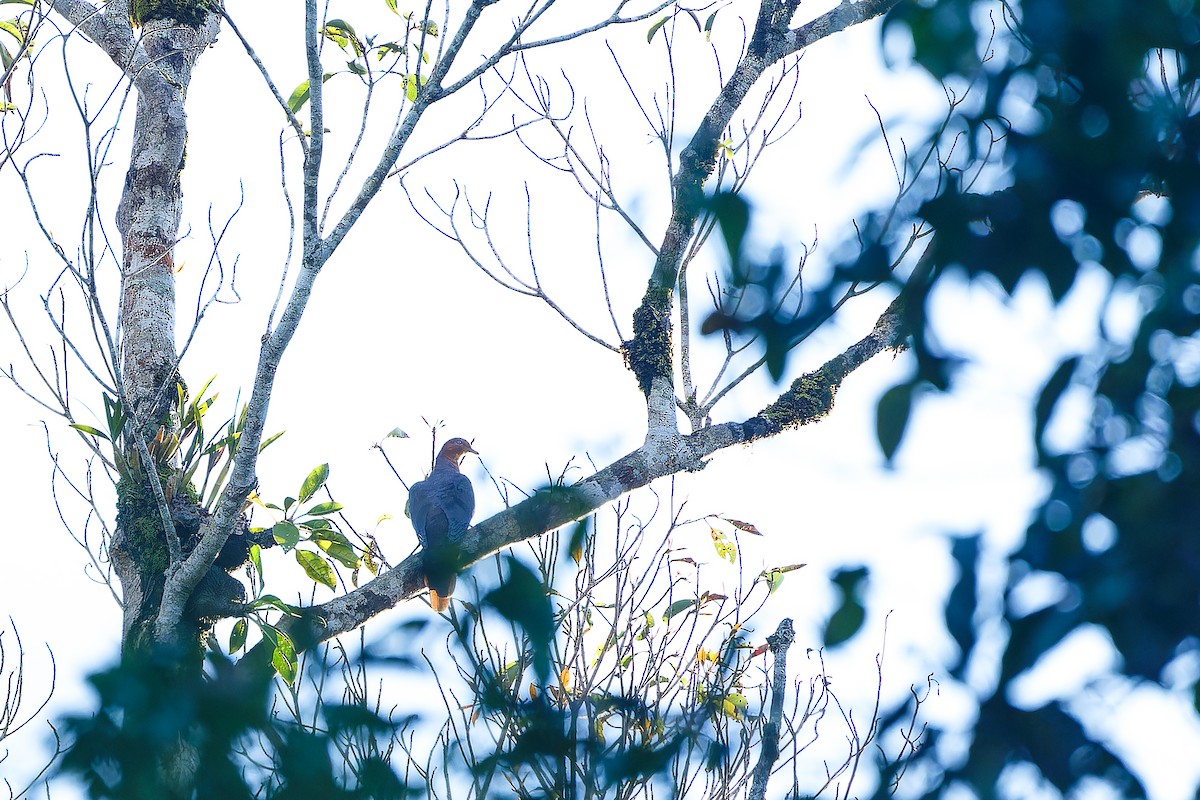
[785,0,902,57]
[47,0,136,67]
[118,13,219,432]
[46,0,222,644]
[273,294,911,653]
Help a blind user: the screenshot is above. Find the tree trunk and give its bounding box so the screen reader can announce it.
[48,0,221,654]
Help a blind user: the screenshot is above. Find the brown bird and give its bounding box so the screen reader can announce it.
[408,437,477,612]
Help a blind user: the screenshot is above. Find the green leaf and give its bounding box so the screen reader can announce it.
[317,537,359,569]
[286,80,311,113]
[321,19,363,56]
[385,426,409,439]
[0,19,25,44]
[484,558,554,681]
[663,598,696,621]
[721,692,748,718]
[263,625,297,685]
[404,73,418,101]
[567,518,589,565]
[823,566,869,647]
[229,619,248,653]
[709,527,736,564]
[273,520,300,550]
[299,463,329,503]
[303,501,344,517]
[758,563,805,594]
[646,15,669,43]
[190,375,216,409]
[876,381,914,463]
[249,544,264,593]
[384,0,398,14]
[258,429,286,452]
[251,594,302,616]
[709,190,750,268]
[311,528,352,547]
[704,9,718,41]
[296,549,337,590]
[70,423,109,440]
[375,42,405,61]
[499,660,522,690]
[286,73,334,114]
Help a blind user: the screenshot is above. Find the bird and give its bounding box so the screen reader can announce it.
[408,437,477,612]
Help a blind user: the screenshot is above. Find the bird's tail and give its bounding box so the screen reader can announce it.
[426,574,457,613]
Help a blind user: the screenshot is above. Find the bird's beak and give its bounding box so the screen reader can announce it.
[467,441,479,455]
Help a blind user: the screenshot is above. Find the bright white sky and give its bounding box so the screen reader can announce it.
[1,2,1198,798]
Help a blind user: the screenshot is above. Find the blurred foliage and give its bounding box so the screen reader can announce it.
[822,566,869,648]
[702,0,1200,795]
[57,513,921,799]
[879,0,1200,796]
[60,642,414,799]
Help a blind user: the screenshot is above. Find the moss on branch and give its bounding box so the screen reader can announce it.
[130,0,214,28]
[753,357,846,434]
[116,470,175,577]
[623,286,674,397]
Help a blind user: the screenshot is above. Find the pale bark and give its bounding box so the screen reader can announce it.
[49,0,219,642]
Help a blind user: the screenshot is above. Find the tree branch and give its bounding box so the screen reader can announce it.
[271,291,912,653]
[749,617,795,800]
[786,0,903,57]
[623,0,900,422]
[47,0,135,68]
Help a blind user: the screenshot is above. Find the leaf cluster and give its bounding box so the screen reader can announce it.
[287,12,439,115]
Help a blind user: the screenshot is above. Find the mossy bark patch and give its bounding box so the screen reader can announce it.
[623,286,674,397]
[755,358,844,433]
[130,0,214,27]
[116,473,172,576]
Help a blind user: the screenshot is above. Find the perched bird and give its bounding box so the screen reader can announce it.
[408,437,477,612]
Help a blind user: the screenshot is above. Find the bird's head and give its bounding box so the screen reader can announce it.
[439,437,478,465]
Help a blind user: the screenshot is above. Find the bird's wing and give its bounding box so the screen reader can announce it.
[408,478,439,548]
[440,472,475,538]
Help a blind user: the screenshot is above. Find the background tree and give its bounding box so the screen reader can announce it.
[6,0,1196,796]
[0,0,925,796]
